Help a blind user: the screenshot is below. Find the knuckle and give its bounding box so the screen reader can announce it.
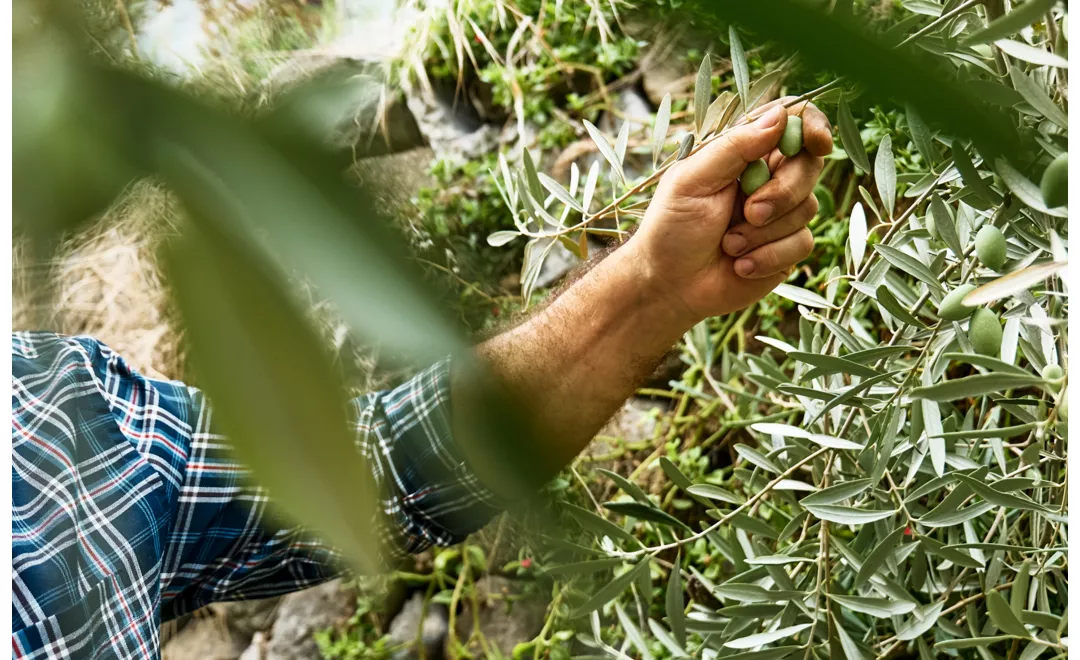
[796,228,815,258]
[803,194,820,219]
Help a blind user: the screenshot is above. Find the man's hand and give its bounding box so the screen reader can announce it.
[627,98,833,324]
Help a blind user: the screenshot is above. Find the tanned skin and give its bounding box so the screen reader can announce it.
[454,99,834,497]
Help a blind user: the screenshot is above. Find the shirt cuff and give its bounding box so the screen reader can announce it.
[353,358,505,556]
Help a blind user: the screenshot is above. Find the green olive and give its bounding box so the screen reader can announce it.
[779,116,804,158]
[1041,152,1068,208]
[974,225,1007,271]
[740,159,771,196]
[968,308,1003,357]
[937,283,977,321]
[1043,364,1064,392]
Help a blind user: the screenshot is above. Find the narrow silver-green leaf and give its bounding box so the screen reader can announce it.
[724,623,813,649]
[838,91,871,173]
[666,552,686,646]
[653,94,672,168]
[929,194,962,258]
[582,119,625,184]
[962,0,1057,44]
[569,558,651,618]
[986,590,1030,637]
[874,244,944,291]
[830,594,916,618]
[849,202,867,272]
[1009,68,1068,130]
[963,261,1068,306]
[875,135,896,218]
[695,54,712,135]
[895,602,945,641]
[538,172,583,212]
[728,27,750,111]
[855,526,908,585]
[801,479,874,506]
[910,373,1045,401]
[772,282,836,309]
[995,39,1069,68]
[906,103,935,167]
[804,504,896,524]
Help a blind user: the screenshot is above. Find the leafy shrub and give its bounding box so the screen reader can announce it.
[484,2,1069,657]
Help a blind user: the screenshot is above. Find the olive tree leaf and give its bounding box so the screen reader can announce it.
[569,558,651,617]
[801,479,874,506]
[895,602,945,641]
[751,422,864,449]
[773,283,835,309]
[995,39,1070,68]
[906,103,936,167]
[875,135,896,218]
[538,172,583,212]
[695,54,713,135]
[486,230,521,246]
[603,501,689,530]
[522,148,545,203]
[855,526,908,585]
[615,602,655,660]
[987,590,1031,637]
[666,551,686,646]
[688,484,744,504]
[838,91,872,173]
[1008,68,1068,130]
[876,284,926,327]
[963,261,1068,306]
[873,244,944,291]
[676,133,695,160]
[647,620,691,658]
[994,158,1068,217]
[911,373,1045,401]
[951,141,997,204]
[1011,559,1032,615]
[728,26,750,111]
[849,202,868,271]
[582,160,600,213]
[962,0,1057,44]
[166,225,382,573]
[830,594,917,618]
[541,558,625,576]
[563,502,642,547]
[724,623,813,649]
[583,119,625,184]
[653,93,672,167]
[804,504,896,524]
[929,194,962,258]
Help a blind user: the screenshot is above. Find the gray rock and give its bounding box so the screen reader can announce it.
[388,592,449,659]
[452,577,549,658]
[265,579,358,660]
[161,613,249,660]
[404,84,501,165]
[238,632,268,660]
[352,147,437,216]
[642,57,686,108]
[211,597,282,638]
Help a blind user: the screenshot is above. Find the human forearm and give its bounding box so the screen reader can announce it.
[457,242,691,491]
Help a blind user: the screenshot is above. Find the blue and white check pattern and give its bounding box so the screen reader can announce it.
[12,332,502,659]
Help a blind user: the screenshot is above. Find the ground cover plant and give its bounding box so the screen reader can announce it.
[14,0,1068,657]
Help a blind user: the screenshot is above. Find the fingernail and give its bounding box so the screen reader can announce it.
[755,106,783,128]
[723,234,747,256]
[735,259,755,277]
[749,201,774,224]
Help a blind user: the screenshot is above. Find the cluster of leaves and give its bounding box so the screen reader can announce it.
[477,0,1069,658]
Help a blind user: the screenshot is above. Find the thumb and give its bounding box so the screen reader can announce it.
[666,105,787,198]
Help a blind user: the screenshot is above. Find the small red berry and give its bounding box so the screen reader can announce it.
[520,558,533,569]
[904,527,912,536]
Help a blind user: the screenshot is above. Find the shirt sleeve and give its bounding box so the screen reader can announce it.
[45,334,504,620]
[159,358,504,619]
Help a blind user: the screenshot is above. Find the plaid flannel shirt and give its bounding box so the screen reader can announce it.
[12,332,502,659]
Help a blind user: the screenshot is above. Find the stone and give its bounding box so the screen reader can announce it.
[452,576,549,658]
[353,147,437,216]
[264,579,358,660]
[211,597,282,638]
[598,398,667,445]
[642,56,686,108]
[238,632,268,660]
[404,80,501,165]
[387,592,449,659]
[161,613,248,660]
